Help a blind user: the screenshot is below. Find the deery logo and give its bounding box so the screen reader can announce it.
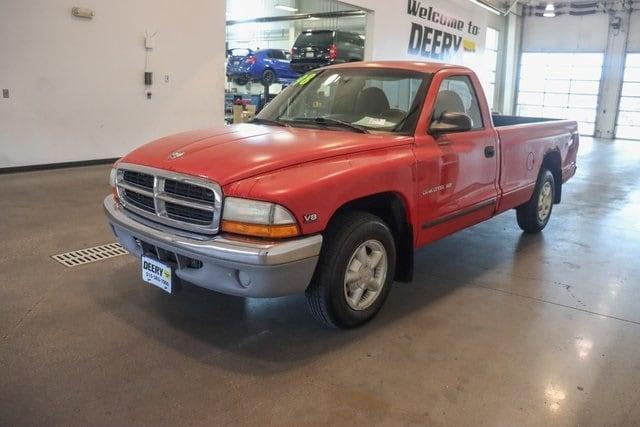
[168,151,185,160]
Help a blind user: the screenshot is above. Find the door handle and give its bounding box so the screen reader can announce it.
[484,146,496,158]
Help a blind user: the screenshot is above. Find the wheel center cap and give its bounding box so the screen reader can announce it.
[361,268,373,281]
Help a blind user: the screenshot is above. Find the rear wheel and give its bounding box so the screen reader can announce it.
[516,168,555,233]
[305,212,396,329]
[234,77,248,86]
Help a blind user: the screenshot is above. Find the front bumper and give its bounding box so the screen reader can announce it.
[104,195,322,298]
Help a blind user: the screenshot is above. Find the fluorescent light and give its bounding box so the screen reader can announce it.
[467,0,503,15]
[275,4,298,12]
[543,3,556,17]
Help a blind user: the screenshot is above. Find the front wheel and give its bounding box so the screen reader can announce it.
[305,212,396,329]
[516,168,555,233]
[261,69,276,86]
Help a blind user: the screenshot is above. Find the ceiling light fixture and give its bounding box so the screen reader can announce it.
[275,4,298,12]
[543,3,556,17]
[467,0,503,15]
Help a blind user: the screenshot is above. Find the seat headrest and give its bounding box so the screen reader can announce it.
[355,87,390,116]
[433,90,465,120]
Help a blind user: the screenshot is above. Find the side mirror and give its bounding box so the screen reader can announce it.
[430,112,473,135]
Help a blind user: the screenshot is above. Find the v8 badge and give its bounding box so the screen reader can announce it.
[304,213,319,223]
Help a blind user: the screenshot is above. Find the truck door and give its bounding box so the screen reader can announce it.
[413,70,500,247]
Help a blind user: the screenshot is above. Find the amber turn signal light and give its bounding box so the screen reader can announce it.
[221,220,299,239]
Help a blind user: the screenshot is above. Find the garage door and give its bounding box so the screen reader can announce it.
[616,53,640,140]
[516,52,604,136]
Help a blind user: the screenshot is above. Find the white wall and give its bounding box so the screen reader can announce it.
[0,0,510,168]
[522,13,609,52]
[343,0,509,107]
[0,0,226,168]
[345,0,506,62]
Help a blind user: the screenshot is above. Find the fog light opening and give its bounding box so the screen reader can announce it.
[238,271,252,288]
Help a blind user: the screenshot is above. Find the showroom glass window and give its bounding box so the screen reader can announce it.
[258,69,430,133]
[516,52,604,136]
[482,27,500,110]
[616,53,640,140]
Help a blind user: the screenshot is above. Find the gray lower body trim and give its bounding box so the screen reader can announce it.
[104,195,322,297]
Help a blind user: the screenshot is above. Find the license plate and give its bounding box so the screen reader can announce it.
[305,52,314,58]
[141,256,172,293]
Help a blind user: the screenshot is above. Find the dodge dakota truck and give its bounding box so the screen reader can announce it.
[105,61,578,328]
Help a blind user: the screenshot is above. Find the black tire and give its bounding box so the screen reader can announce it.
[516,168,555,234]
[262,69,276,86]
[234,77,248,86]
[305,211,396,329]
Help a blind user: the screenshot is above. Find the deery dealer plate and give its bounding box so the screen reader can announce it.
[141,255,172,294]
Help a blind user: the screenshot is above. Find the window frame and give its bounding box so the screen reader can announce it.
[615,52,640,140]
[482,27,500,110]
[516,52,604,136]
[431,74,485,132]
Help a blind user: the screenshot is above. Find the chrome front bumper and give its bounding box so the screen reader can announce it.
[104,195,322,297]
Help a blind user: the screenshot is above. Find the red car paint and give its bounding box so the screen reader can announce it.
[117,62,579,248]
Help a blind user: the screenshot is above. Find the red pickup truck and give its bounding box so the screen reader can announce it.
[105,61,578,328]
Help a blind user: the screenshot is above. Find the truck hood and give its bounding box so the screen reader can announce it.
[119,124,413,186]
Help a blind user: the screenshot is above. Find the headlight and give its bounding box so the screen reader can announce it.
[109,168,117,188]
[221,197,299,238]
[109,168,119,201]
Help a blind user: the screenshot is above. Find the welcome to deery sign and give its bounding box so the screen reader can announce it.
[405,0,485,61]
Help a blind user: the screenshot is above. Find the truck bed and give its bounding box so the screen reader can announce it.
[493,116,579,214]
[492,114,561,128]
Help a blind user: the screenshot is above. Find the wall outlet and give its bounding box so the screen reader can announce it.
[164,74,170,83]
[2,89,8,98]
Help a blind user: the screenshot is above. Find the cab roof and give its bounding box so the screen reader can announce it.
[321,61,471,74]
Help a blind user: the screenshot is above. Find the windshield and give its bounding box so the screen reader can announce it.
[257,68,431,134]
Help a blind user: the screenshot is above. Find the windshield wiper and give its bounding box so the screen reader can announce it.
[250,118,288,127]
[286,117,370,134]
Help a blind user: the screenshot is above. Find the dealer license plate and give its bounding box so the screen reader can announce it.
[141,256,172,294]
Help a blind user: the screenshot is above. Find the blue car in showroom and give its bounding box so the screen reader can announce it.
[226,48,300,86]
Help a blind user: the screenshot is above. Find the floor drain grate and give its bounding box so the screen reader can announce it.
[51,243,128,267]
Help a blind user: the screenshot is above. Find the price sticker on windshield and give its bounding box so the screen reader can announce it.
[296,72,317,86]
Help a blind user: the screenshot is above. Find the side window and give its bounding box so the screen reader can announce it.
[433,75,484,129]
[271,50,286,60]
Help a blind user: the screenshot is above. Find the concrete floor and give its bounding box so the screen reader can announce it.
[1,137,639,426]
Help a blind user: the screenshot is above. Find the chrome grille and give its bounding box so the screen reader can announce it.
[164,179,216,202]
[115,163,222,235]
[123,170,154,190]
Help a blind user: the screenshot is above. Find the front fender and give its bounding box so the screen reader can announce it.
[222,145,418,235]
